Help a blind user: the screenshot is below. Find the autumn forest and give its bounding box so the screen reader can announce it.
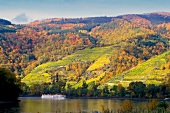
[1,12,170,98]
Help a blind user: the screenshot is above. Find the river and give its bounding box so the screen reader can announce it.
[0,97,169,113]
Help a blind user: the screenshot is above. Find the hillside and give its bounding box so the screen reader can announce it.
[0,12,170,88]
[103,50,170,88]
[22,34,169,88]
[22,46,115,85]
[90,18,154,45]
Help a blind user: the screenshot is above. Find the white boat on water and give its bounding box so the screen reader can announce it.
[41,94,66,99]
[164,98,170,100]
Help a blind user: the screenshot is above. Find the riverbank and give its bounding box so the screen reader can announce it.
[67,96,170,101]
[19,95,170,101]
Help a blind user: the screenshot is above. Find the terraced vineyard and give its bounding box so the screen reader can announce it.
[103,50,170,88]
[22,46,115,85]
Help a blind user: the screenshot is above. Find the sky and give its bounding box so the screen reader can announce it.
[0,0,170,24]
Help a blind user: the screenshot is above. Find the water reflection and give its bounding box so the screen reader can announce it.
[19,98,125,113]
[0,98,169,113]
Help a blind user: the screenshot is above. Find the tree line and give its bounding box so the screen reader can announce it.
[20,79,170,99]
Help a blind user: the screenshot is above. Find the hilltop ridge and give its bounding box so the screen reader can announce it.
[0,18,12,25]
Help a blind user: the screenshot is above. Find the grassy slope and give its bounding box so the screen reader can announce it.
[22,46,115,85]
[102,50,170,88]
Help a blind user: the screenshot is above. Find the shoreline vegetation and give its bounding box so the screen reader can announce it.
[19,96,170,101]
[20,80,170,100]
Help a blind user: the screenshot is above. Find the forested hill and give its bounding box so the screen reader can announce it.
[1,12,170,88]
[0,19,15,33]
[117,12,170,25]
[0,19,12,25]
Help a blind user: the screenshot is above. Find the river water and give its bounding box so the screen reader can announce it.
[0,97,169,113]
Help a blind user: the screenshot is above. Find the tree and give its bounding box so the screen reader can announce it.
[41,83,50,94]
[110,85,118,96]
[102,85,109,97]
[29,84,42,96]
[146,84,159,98]
[0,68,21,100]
[87,82,98,97]
[81,81,88,96]
[66,83,71,96]
[117,84,125,97]
[127,81,146,98]
[20,82,29,96]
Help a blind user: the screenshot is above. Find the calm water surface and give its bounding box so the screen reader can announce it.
[0,97,169,113]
